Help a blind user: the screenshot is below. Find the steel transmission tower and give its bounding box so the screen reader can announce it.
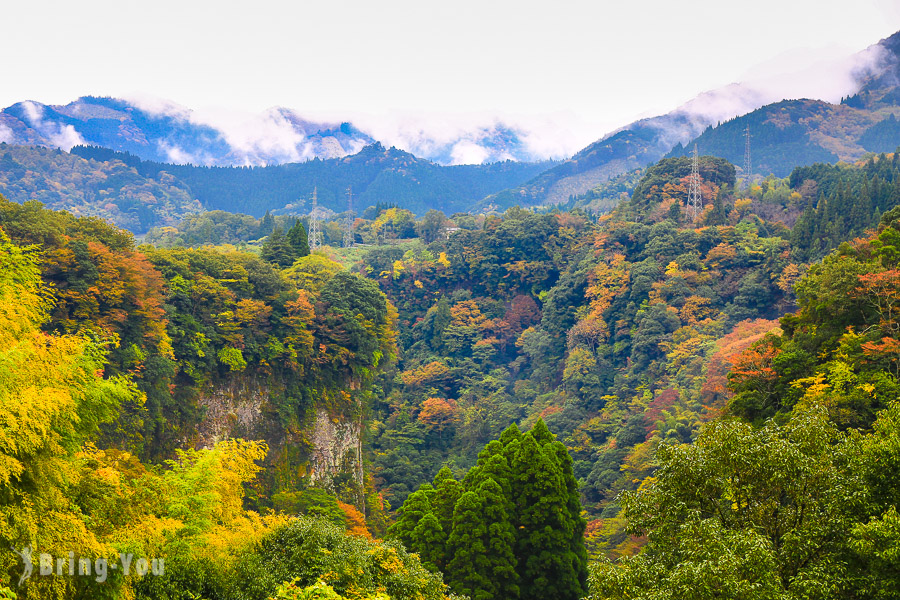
[686,144,702,220]
[744,124,752,188]
[308,187,322,251]
[343,186,354,248]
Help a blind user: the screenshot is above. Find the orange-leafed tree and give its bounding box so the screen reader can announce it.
[417,398,461,438]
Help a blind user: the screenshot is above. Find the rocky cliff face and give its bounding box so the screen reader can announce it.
[195,375,272,447]
[308,408,365,509]
[193,374,365,507]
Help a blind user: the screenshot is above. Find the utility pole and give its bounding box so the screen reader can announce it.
[686,143,702,220]
[744,124,752,189]
[343,186,354,248]
[308,186,321,251]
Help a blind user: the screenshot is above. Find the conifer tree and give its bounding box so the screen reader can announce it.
[447,479,518,600]
[529,418,555,446]
[467,449,513,503]
[392,419,587,600]
[387,485,433,551]
[258,210,275,237]
[261,225,297,268]
[411,511,445,572]
[287,219,310,257]
[512,425,587,600]
[499,422,522,446]
[547,438,589,593]
[432,468,463,539]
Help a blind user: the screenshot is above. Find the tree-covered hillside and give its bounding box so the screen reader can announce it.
[5,141,900,598]
[592,209,900,599]
[368,151,900,566]
[71,143,555,218]
[0,222,448,599]
[0,143,200,231]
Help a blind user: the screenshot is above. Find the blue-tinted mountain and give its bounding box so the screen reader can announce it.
[663,32,900,177]
[481,30,900,210]
[0,141,552,232]
[0,96,554,166]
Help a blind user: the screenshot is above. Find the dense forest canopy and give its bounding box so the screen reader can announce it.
[2,142,900,598]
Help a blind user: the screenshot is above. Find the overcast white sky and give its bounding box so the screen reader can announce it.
[4,0,900,148]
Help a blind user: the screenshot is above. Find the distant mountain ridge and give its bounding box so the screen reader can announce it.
[0,96,561,167]
[664,33,900,176]
[481,31,900,210]
[0,141,553,232]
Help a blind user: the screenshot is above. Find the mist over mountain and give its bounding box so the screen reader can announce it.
[657,32,900,177]
[481,31,899,210]
[3,30,900,224]
[0,96,579,167]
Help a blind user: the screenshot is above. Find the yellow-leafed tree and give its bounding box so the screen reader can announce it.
[0,229,137,594]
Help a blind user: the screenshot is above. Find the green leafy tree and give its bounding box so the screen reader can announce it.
[416,209,448,243]
[589,404,864,599]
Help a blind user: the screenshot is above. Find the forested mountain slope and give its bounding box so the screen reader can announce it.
[0,143,201,231]
[0,142,553,233]
[371,151,900,561]
[5,143,900,597]
[592,206,900,599]
[70,143,554,217]
[483,30,900,211]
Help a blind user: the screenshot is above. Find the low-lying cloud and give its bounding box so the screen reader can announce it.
[124,97,599,166]
[0,123,13,144]
[5,36,895,168]
[613,41,893,158]
[21,101,85,151]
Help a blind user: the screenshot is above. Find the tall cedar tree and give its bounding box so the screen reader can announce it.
[287,219,310,257]
[431,468,463,555]
[261,225,297,267]
[392,418,588,600]
[387,484,433,550]
[411,511,445,573]
[513,432,585,600]
[446,479,519,600]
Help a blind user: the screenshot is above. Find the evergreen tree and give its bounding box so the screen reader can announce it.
[287,219,310,257]
[261,226,298,268]
[432,468,463,538]
[547,438,589,594]
[411,511,445,572]
[512,427,588,600]
[529,418,556,446]
[387,485,433,551]
[467,444,513,504]
[258,210,275,237]
[392,420,587,600]
[447,479,519,600]
[499,422,522,446]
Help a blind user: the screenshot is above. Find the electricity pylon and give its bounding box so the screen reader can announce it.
[686,144,702,220]
[744,124,752,188]
[343,186,354,248]
[308,187,321,251]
